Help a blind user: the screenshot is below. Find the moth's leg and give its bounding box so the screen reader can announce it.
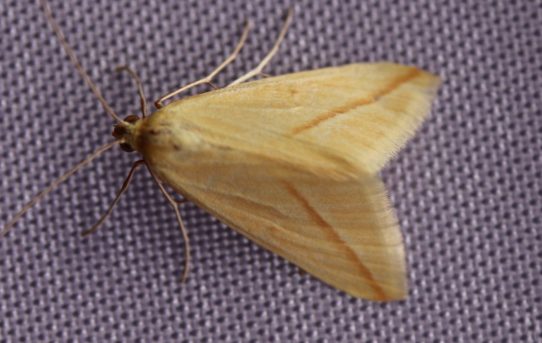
[228,8,293,87]
[154,21,251,109]
[81,160,146,237]
[148,168,191,283]
[115,65,149,117]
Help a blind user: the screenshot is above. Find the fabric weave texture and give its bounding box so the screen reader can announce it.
[1,0,541,342]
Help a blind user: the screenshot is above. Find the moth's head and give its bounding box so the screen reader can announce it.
[112,114,141,152]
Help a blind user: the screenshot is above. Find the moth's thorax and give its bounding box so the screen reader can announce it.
[127,109,205,160]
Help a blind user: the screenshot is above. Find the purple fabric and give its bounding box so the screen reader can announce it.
[1,0,541,341]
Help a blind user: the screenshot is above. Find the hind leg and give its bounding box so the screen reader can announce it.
[154,21,251,108]
[228,8,293,87]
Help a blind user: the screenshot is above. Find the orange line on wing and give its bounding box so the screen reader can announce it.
[291,68,421,135]
[282,181,388,301]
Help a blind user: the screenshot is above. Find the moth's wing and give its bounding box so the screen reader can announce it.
[137,63,437,300]
[159,152,406,301]
[165,63,440,176]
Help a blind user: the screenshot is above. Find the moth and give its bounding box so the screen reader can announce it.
[1,1,440,301]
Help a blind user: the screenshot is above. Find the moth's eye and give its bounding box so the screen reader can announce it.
[119,142,135,153]
[112,125,127,139]
[123,114,140,124]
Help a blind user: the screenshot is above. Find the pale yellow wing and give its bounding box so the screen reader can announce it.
[150,63,440,176]
[144,143,406,300]
[133,63,439,300]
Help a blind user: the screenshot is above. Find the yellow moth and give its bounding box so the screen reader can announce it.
[1,1,440,301]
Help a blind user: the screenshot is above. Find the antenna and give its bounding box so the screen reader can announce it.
[39,0,125,123]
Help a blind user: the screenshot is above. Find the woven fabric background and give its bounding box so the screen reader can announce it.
[1,0,541,342]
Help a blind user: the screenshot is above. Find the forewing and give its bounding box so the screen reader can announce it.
[163,63,440,175]
[152,149,407,301]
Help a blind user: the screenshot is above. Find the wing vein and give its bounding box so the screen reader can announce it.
[281,180,389,300]
[290,68,421,134]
